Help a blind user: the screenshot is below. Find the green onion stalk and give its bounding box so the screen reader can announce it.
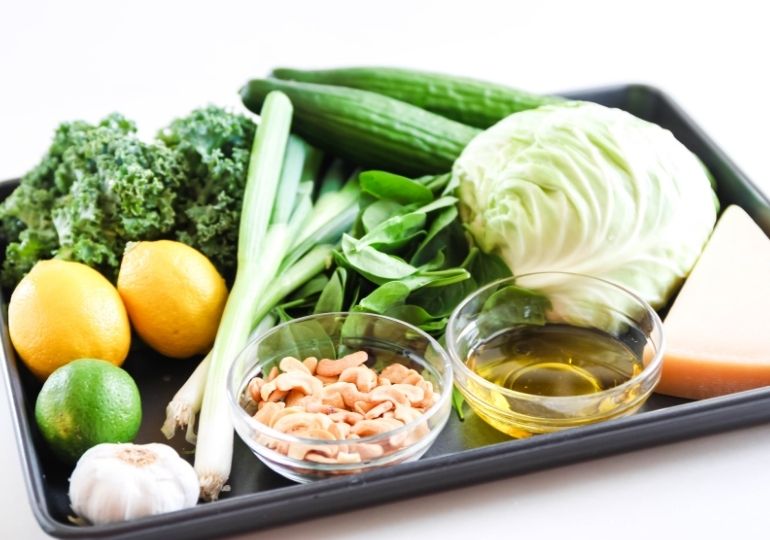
[194,91,293,500]
[162,92,360,501]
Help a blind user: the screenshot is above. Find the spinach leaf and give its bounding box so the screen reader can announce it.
[408,276,476,319]
[414,173,452,195]
[477,285,552,336]
[313,267,347,314]
[359,170,434,205]
[358,281,411,313]
[361,200,406,233]
[358,211,427,251]
[266,317,338,361]
[339,234,418,282]
[415,195,457,214]
[469,249,512,286]
[411,206,458,266]
[383,304,448,333]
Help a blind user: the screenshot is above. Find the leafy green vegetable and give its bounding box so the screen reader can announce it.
[0,106,258,287]
[410,206,458,266]
[359,170,433,205]
[0,114,185,286]
[316,170,495,336]
[481,285,551,324]
[340,234,418,282]
[361,200,405,233]
[158,106,256,277]
[358,212,427,252]
[476,285,552,337]
[313,267,347,314]
[268,317,337,363]
[358,281,411,314]
[454,101,718,309]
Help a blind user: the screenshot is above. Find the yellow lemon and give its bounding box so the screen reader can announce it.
[117,240,227,358]
[9,260,131,380]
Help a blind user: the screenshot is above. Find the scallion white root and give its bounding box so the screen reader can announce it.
[161,352,211,444]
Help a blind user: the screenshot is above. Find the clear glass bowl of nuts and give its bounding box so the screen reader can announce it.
[227,312,453,482]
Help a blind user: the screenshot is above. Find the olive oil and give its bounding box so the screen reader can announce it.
[467,324,642,397]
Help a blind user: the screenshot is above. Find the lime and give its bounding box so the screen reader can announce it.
[35,359,142,463]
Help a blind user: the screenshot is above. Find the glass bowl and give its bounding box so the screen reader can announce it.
[447,272,664,438]
[227,312,452,483]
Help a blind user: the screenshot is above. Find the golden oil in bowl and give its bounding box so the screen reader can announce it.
[447,273,665,439]
[467,324,643,397]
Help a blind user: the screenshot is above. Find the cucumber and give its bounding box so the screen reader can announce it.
[240,78,480,177]
[271,67,562,129]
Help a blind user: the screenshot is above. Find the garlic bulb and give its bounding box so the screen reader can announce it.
[69,442,199,525]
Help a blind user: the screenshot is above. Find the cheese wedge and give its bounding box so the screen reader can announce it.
[655,205,770,399]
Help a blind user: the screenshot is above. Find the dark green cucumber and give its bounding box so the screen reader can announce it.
[271,66,562,129]
[240,78,480,177]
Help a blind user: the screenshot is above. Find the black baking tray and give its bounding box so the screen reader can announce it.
[3,84,770,539]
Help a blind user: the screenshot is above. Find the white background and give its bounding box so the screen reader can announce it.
[1,1,769,538]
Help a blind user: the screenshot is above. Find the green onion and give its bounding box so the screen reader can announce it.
[194,91,294,501]
[170,91,361,501]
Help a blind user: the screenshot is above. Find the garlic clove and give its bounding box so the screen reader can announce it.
[69,442,199,525]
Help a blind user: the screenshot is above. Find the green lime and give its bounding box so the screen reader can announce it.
[35,358,142,463]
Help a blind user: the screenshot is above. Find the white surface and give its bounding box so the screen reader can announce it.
[1,1,769,538]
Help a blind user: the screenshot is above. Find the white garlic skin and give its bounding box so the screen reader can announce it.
[69,442,199,525]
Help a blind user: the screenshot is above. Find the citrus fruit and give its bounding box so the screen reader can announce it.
[8,259,131,380]
[35,358,142,463]
[117,240,227,358]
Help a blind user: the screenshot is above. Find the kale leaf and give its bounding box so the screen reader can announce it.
[0,106,256,287]
[158,106,256,279]
[0,114,184,286]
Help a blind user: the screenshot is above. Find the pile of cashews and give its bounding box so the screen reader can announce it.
[245,351,439,465]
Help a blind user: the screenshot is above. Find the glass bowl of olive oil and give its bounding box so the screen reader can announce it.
[447,272,664,438]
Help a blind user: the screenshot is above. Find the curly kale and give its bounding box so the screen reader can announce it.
[0,115,184,285]
[158,106,256,278]
[0,107,256,287]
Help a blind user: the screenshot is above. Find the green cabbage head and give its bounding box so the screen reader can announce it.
[453,101,718,309]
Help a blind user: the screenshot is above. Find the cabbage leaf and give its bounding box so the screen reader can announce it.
[453,101,718,309]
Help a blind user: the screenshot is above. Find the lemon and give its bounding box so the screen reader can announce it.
[117,240,228,358]
[9,260,131,380]
[35,358,142,463]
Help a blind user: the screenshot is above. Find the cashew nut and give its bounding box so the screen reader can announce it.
[303,356,319,374]
[364,401,394,419]
[316,351,368,377]
[245,352,436,467]
[351,418,404,437]
[338,365,378,392]
[247,376,265,402]
[253,401,285,426]
[279,356,311,374]
[274,371,323,396]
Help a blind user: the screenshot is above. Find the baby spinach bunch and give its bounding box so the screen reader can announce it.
[278,170,511,336]
[0,107,256,287]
